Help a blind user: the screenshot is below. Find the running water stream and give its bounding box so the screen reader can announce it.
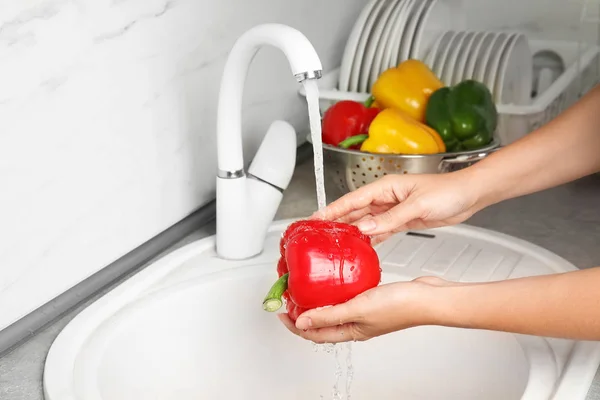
[303,79,327,210]
[302,79,354,400]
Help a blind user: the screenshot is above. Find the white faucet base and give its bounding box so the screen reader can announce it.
[216,119,296,260]
[216,177,283,260]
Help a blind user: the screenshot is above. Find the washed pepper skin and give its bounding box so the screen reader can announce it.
[264,220,381,322]
[279,219,370,257]
[321,100,380,149]
[425,79,498,152]
[360,108,446,154]
[371,59,444,123]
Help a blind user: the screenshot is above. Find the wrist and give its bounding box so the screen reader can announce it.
[455,159,507,211]
[406,278,475,328]
[409,279,481,330]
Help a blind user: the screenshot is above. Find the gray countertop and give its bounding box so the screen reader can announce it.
[1,158,600,399]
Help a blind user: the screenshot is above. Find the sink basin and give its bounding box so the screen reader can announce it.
[44,220,600,400]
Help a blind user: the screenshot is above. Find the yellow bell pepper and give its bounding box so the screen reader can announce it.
[360,108,446,154]
[371,59,443,123]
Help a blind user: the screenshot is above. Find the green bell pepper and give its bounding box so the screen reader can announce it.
[424,80,498,152]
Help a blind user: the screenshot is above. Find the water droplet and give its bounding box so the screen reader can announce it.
[350,266,355,272]
[327,254,334,260]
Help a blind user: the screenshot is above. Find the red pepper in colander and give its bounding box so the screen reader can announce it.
[321,98,380,150]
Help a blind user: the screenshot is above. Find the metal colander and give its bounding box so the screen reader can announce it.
[309,136,499,194]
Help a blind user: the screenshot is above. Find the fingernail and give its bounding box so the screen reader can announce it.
[311,212,325,220]
[296,317,312,330]
[357,219,376,233]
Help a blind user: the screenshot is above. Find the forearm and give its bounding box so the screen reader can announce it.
[464,84,600,207]
[433,267,600,340]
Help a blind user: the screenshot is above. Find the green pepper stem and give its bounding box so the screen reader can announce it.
[262,273,289,312]
[338,134,369,149]
[364,95,375,108]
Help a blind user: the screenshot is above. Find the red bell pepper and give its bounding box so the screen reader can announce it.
[278,219,370,257]
[321,97,380,150]
[263,219,381,322]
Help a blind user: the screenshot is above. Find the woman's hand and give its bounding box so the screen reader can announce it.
[281,268,600,343]
[279,276,461,344]
[277,171,485,342]
[312,171,485,244]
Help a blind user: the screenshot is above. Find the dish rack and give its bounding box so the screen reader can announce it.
[300,39,600,146]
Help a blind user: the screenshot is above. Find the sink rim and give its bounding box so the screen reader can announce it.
[43,220,600,400]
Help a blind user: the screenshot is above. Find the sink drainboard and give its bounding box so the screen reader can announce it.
[43,221,600,400]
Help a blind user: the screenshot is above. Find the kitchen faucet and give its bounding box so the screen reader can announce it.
[215,23,323,260]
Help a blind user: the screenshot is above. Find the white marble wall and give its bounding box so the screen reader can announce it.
[0,0,368,331]
[0,0,595,332]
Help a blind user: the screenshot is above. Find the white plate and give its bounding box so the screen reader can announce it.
[452,31,477,84]
[483,32,514,97]
[338,0,381,91]
[379,0,407,74]
[401,0,430,61]
[467,31,495,80]
[388,0,415,67]
[495,33,533,143]
[369,0,405,83]
[424,29,453,70]
[348,0,388,92]
[432,31,458,77]
[411,0,466,60]
[474,32,503,84]
[409,0,436,60]
[495,33,532,105]
[399,0,427,61]
[461,31,486,80]
[442,31,469,85]
[363,0,401,91]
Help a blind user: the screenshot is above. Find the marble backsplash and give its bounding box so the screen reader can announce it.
[0,0,368,331]
[0,0,596,332]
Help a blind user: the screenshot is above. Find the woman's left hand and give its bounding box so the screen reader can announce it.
[278,276,459,344]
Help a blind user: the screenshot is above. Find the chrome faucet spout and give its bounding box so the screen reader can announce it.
[295,70,323,82]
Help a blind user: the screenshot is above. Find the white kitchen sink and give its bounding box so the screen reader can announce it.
[44,220,600,400]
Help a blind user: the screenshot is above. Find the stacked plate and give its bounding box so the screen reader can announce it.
[338,0,467,93]
[425,30,533,105]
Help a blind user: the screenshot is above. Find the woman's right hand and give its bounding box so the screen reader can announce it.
[312,170,487,244]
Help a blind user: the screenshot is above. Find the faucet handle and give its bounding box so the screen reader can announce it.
[247,120,297,191]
